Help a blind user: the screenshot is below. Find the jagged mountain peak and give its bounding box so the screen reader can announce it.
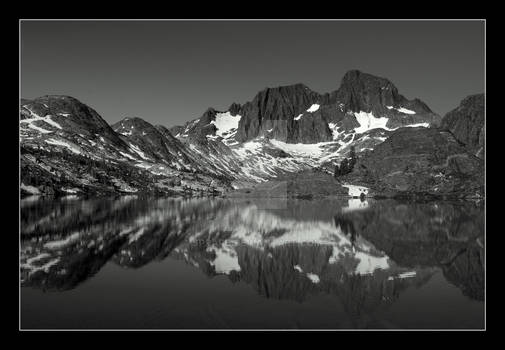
[200,107,219,122]
[168,70,442,146]
[252,83,319,103]
[260,82,311,91]
[341,69,393,85]
[336,70,402,112]
[113,116,154,129]
[228,102,242,116]
[334,70,438,124]
[235,83,322,142]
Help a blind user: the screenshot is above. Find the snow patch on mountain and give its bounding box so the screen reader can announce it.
[27,123,53,134]
[20,114,63,131]
[211,112,241,137]
[119,130,133,136]
[307,104,320,112]
[328,123,340,139]
[45,139,82,154]
[354,111,393,134]
[129,144,150,160]
[209,112,241,145]
[119,151,138,161]
[387,106,416,114]
[403,122,430,128]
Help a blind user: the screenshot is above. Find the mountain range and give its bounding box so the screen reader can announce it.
[19,69,485,199]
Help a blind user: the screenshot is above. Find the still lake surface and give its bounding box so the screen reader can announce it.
[20,196,484,329]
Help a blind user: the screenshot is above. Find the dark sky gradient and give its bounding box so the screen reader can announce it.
[21,20,485,128]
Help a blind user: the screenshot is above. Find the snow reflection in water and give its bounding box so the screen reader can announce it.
[20,196,484,329]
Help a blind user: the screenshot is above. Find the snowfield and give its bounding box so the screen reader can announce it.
[354,111,394,134]
[211,112,241,138]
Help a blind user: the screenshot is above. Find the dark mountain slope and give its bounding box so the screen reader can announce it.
[441,93,484,158]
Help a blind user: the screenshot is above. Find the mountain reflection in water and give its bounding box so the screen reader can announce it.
[20,196,484,329]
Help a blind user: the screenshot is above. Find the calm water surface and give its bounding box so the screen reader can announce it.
[20,196,484,329]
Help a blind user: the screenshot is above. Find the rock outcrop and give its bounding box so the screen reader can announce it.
[441,93,485,158]
[236,83,323,142]
[345,127,484,199]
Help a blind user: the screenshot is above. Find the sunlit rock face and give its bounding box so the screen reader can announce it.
[20,197,483,309]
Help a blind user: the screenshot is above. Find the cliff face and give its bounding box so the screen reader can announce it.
[231,70,441,144]
[235,83,323,143]
[441,94,485,158]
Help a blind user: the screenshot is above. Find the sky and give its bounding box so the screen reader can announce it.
[21,20,485,128]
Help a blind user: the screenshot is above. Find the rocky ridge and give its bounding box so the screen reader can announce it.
[19,70,484,198]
